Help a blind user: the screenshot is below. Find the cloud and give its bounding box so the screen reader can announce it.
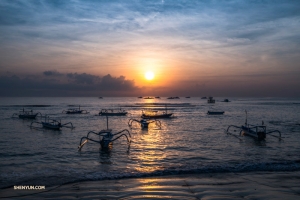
[43,70,63,76]
[0,72,139,96]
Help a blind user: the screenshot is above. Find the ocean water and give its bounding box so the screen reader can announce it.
[0,97,300,188]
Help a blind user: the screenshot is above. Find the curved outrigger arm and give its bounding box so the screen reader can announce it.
[61,122,75,129]
[226,125,243,141]
[81,110,89,114]
[29,121,43,129]
[128,119,141,127]
[11,113,18,118]
[36,112,43,117]
[78,136,102,151]
[266,130,283,141]
[153,119,161,129]
[113,129,131,138]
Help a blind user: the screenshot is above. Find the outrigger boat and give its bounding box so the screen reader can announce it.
[141,108,173,119]
[226,111,282,141]
[12,108,42,119]
[78,116,131,151]
[98,108,128,116]
[207,97,215,103]
[128,118,161,129]
[30,116,74,130]
[62,106,89,114]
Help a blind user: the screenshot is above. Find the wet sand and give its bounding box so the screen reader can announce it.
[1,171,300,199]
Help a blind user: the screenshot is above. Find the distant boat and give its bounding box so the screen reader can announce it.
[222,99,230,102]
[98,109,128,116]
[144,97,154,99]
[155,96,160,99]
[207,97,215,103]
[185,96,191,98]
[138,97,143,98]
[12,108,41,119]
[207,111,224,115]
[201,97,207,99]
[62,106,89,114]
[98,97,103,99]
[167,97,180,99]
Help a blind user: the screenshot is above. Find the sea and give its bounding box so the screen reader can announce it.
[0,97,300,189]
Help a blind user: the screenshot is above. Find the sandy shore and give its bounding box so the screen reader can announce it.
[1,171,300,199]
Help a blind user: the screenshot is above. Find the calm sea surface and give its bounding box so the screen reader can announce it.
[0,97,300,188]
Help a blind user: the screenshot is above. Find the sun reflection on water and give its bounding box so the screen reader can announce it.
[133,130,167,173]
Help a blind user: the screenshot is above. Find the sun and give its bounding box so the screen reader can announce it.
[145,71,155,80]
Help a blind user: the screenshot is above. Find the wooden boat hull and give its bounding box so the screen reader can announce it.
[99,112,127,116]
[19,114,38,119]
[207,111,224,115]
[141,113,173,119]
[241,126,266,140]
[66,111,83,114]
[42,122,61,130]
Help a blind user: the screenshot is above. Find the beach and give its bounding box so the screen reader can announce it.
[1,171,299,199]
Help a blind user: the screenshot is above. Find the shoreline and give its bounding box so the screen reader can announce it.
[1,171,299,199]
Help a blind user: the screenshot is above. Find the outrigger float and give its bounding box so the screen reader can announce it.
[62,105,89,114]
[12,108,42,119]
[98,108,128,116]
[30,116,74,130]
[78,116,131,151]
[128,118,161,129]
[226,111,282,141]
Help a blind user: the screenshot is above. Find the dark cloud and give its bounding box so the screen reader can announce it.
[0,72,139,96]
[43,70,63,76]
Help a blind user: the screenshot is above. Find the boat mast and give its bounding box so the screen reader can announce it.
[245,110,248,126]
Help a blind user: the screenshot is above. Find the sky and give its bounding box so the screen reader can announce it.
[0,0,299,97]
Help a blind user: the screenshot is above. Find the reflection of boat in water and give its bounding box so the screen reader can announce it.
[201,97,207,99]
[144,97,154,99]
[207,97,215,103]
[141,108,173,119]
[12,108,42,119]
[222,99,230,102]
[98,109,128,116]
[207,111,224,115]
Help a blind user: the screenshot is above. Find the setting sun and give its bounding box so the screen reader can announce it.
[145,71,155,80]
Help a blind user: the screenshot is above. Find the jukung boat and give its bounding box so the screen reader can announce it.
[12,109,42,119]
[30,116,74,130]
[128,118,161,129]
[226,111,282,141]
[62,106,89,114]
[207,97,215,103]
[141,107,173,119]
[98,109,128,116]
[78,116,131,151]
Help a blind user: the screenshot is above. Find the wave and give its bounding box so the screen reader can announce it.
[1,160,299,189]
